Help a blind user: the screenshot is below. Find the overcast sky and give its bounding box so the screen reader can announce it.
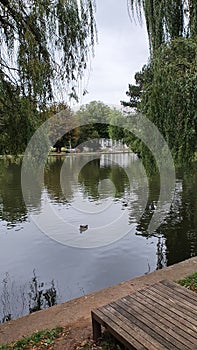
[75,0,149,107]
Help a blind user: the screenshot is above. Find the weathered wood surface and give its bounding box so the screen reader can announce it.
[91,280,197,350]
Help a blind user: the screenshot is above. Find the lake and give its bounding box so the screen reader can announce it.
[0,153,196,322]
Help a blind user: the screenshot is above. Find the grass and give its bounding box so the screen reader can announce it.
[176,271,197,293]
[0,327,63,350]
[0,329,121,350]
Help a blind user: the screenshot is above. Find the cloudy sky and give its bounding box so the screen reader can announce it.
[76,0,149,107]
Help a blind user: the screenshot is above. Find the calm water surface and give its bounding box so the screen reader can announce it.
[0,154,196,322]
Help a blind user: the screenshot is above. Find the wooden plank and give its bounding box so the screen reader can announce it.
[118,296,197,349]
[158,280,197,309]
[114,299,192,350]
[139,287,196,324]
[160,280,197,305]
[105,304,167,350]
[91,281,197,350]
[125,292,197,341]
[124,294,197,343]
[92,308,147,350]
[91,311,101,340]
[101,305,160,350]
[149,284,197,319]
[107,303,178,350]
[154,281,197,311]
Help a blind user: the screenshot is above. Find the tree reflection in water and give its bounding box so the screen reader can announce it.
[134,167,197,267]
[78,158,130,199]
[1,156,197,323]
[0,270,58,323]
[0,158,28,226]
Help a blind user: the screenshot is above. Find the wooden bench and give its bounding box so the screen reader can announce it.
[91,280,197,350]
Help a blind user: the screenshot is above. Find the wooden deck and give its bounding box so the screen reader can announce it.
[91,280,197,350]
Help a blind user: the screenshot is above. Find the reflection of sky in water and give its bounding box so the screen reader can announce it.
[29,154,149,247]
[0,155,197,320]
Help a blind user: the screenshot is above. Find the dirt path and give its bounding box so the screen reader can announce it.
[0,257,197,348]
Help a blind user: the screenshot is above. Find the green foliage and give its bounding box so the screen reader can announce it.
[128,0,197,52]
[76,101,124,146]
[125,1,197,166]
[32,101,127,153]
[121,65,153,109]
[0,82,45,154]
[123,37,197,165]
[121,84,141,109]
[0,327,63,349]
[177,272,197,293]
[108,109,125,141]
[142,38,197,164]
[0,0,96,105]
[0,0,96,155]
[76,101,111,142]
[46,103,79,149]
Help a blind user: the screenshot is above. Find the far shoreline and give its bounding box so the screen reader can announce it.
[0,150,134,159]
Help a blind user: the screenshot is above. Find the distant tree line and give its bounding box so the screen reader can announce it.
[51,101,128,151]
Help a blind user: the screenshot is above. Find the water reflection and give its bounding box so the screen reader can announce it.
[158,172,197,265]
[45,156,73,204]
[135,167,197,266]
[0,156,197,258]
[0,271,58,323]
[40,154,149,248]
[0,159,27,226]
[78,158,130,199]
[0,155,197,321]
[44,155,133,203]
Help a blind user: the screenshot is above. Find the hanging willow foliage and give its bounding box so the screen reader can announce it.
[124,1,197,165]
[0,0,96,154]
[136,37,197,164]
[0,0,96,106]
[122,37,197,164]
[128,0,197,52]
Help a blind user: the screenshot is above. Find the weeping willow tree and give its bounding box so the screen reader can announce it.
[123,1,197,165]
[128,0,197,52]
[0,0,96,103]
[141,38,197,164]
[0,0,96,154]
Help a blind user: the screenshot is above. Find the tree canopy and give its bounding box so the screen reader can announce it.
[59,101,126,150]
[0,0,96,107]
[128,0,197,52]
[45,101,126,151]
[76,100,112,146]
[0,0,96,154]
[123,1,197,165]
[141,38,197,164]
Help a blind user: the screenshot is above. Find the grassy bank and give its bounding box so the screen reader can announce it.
[176,271,197,292]
[0,327,63,350]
